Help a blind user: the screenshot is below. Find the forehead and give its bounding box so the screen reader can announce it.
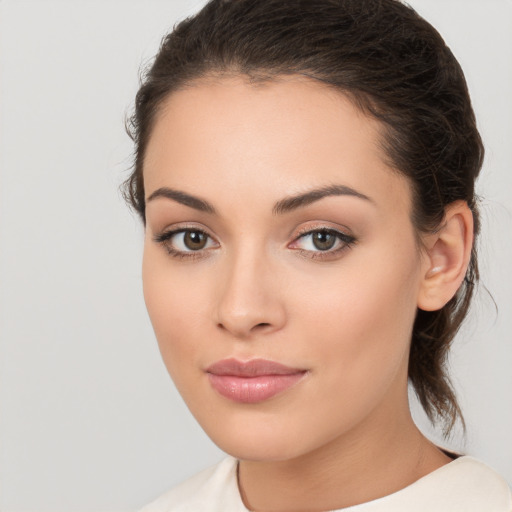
[143,75,412,217]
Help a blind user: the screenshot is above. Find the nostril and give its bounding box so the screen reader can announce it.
[254,322,271,329]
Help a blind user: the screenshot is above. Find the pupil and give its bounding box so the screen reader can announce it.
[184,231,207,250]
[313,231,336,251]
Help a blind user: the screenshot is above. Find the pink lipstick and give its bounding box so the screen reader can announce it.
[206,358,307,403]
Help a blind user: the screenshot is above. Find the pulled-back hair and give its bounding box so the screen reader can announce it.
[125,0,483,435]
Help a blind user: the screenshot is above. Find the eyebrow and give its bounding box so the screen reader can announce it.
[146,184,371,215]
[272,184,372,215]
[147,187,216,214]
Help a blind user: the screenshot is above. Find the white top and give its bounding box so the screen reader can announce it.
[140,456,512,512]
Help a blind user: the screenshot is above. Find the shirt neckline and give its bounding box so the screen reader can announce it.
[231,455,476,512]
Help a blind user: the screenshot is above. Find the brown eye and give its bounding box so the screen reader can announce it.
[311,230,337,251]
[184,231,208,250]
[154,228,218,257]
[289,227,356,259]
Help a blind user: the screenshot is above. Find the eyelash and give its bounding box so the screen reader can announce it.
[153,226,356,261]
[153,227,215,261]
[291,227,356,261]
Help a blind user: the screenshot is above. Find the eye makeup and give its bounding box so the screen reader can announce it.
[153,222,357,262]
[153,226,219,260]
[289,226,356,261]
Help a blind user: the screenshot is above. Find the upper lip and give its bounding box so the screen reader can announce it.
[206,358,306,377]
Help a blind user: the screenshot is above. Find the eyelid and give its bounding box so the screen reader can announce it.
[152,221,356,261]
[153,222,214,240]
[288,223,357,259]
[153,223,220,259]
[290,221,355,244]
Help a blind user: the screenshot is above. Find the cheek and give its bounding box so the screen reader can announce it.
[142,246,209,379]
[293,241,422,397]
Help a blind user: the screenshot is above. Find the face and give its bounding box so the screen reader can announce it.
[142,76,430,462]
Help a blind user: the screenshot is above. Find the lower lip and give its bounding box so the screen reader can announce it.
[207,373,306,403]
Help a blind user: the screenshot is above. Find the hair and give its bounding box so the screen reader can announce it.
[124,0,483,436]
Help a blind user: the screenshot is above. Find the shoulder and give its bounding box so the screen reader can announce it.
[444,456,512,509]
[139,457,247,512]
[444,457,511,496]
[358,456,512,512]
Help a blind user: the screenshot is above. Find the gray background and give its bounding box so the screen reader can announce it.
[0,1,510,510]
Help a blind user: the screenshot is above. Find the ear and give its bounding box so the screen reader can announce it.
[417,201,474,312]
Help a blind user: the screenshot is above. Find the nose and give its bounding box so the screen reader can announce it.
[214,248,286,339]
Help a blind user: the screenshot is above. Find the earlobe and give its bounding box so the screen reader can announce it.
[417,201,474,312]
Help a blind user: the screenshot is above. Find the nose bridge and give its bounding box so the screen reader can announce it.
[215,240,285,338]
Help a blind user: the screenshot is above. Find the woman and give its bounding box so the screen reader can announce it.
[125,0,512,510]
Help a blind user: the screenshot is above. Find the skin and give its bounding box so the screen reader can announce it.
[141,75,467,511]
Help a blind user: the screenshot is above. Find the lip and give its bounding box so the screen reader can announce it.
[206,358,308,403]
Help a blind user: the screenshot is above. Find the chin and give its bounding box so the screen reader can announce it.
[213,432,307,462]
[194,405,345,463]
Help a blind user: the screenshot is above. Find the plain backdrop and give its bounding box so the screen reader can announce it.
[0,0,511,510]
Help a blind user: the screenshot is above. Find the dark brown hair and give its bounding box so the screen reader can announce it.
[125,0,483,435]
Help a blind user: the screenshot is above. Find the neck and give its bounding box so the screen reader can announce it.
[238,395,451,512]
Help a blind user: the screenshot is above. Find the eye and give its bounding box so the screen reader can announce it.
[290,228,356,259]
[154,228,219,258]
[301,230,339,251]
[175,230,210,251]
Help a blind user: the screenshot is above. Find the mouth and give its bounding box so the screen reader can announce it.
[205,358,308,403]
